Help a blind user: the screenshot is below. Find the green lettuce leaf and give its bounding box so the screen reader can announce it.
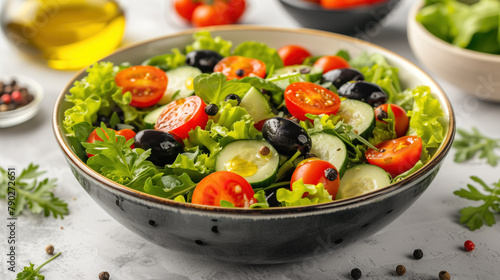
[408,86,446,162]
[185,31,232,57]
[143,173,197,199]
[142,48,186,71]
[193,73,252,104]
[233,41,284,70]
[249,190,270,209]
[276,179,333,207]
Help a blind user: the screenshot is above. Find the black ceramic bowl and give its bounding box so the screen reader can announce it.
[53,26,455,264]
[278,0,401,36]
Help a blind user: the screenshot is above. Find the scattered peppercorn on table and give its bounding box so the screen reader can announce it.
[1,0,500,279]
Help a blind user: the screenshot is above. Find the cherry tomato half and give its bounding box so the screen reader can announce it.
[365,136,422,178]
[173,0,201,21]
[154,95,208,139]
[214,56,266,80]
[313,55,350,74]
[284,81,341,121]
[291,158,341,198]
[320,0,386,9]
[115,65,168,108]
[278,45,312,66]
[86,128,136,157]
[374,104,409,138]
[191,171,256,207]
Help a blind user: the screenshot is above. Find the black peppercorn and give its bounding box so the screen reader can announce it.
[350,268,362,279]
[205,103,219,116]
[439,270,450,280]
[235,69,245,77]
[99,271,110,280]
[325,168,338,181]
[413,249,423,260]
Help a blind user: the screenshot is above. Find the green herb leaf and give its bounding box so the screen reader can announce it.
[453,127,500,166]
[454,176,500,231]
[0,164,68,219]
[16,252,62,280]
[193,73,252,104]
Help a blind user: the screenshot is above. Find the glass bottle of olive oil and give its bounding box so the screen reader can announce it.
[1,0,125,70]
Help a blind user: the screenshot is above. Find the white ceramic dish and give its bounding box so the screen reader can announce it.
[0,75,44,128]
[407,1,500,102]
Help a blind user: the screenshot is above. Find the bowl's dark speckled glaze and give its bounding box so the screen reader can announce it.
[278,0,401,36]
[53,26,455,264]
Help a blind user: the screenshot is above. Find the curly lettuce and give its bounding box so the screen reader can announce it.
[276,179,333,207]
[233,41,284,71]
[185,31,233,57]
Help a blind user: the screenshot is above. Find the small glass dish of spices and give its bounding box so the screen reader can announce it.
[0,75,43,128]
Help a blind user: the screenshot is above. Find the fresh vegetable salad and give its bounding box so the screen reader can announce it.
[64,31,446,208]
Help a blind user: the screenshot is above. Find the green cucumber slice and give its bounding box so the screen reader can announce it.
[158,66,202,105]
[239,87,274,123]
[144,104,168,126]
[336,99,375,139]
[309,133,347,178]
[336,164,391,200]
[215,140,280,188]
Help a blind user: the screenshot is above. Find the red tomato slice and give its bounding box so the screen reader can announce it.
[86,128,136,157]
[365,136,422,178]
[291,158,340,198]
[191,171,256,207]
[313,55,350,74]
[374,104,409,138]
[284,81,341,121]
[154,95,208,139]
[278,45,312,66]
[115,65,168,108]
[213,56,266,80]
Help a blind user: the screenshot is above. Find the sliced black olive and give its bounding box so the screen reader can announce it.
[134,130,183,166]
[224,93,241,105]
[185,50,224,73]
[322,68,364,89]
[262,117,311,156]
[337,81,388,107]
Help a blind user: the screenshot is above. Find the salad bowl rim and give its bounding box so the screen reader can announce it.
[52,25,456,215]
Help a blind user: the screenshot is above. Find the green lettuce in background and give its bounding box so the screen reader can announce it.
[417,0,500,54]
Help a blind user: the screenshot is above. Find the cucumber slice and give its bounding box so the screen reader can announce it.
[158,66,202,105]
[268,65,322,88]
[239,87,274,123]
[336,99,375,139]
[144,104,168,126]
[215,140,280,188]
[309,133,347,178]
[336,164,391,200]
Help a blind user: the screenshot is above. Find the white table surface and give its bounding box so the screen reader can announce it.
[1,0,500,279]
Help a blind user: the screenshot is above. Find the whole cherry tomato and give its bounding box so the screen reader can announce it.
[174,0,201,21]
[313,55,350,74]
[154,95,209,139]
[291,158,341,198]
[175,0,247,27]
[214,56,266,80]
[191,171,256,207]
[365,136,422,178]
[374,104,409,138]
[278,45,312,66]
[115,65,168,108]
[284,81,341,121]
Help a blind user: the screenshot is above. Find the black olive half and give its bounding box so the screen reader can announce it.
[322,68,364,89]
[337,81,388,107]
[185,50,223,73]
[134,130,183,166]
[261,117,311,156]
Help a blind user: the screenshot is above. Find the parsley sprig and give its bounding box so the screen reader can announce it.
[16,252,62,280]
[0,164,69,219]
[453,127,500,166]
[454,176,500,231]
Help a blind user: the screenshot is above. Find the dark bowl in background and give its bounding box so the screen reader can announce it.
[278,0,401,36]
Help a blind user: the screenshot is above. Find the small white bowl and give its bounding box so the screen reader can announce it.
[0,75,44,128]
[407,1,500,102]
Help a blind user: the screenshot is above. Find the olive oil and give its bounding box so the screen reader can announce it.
[2,0,125,70]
